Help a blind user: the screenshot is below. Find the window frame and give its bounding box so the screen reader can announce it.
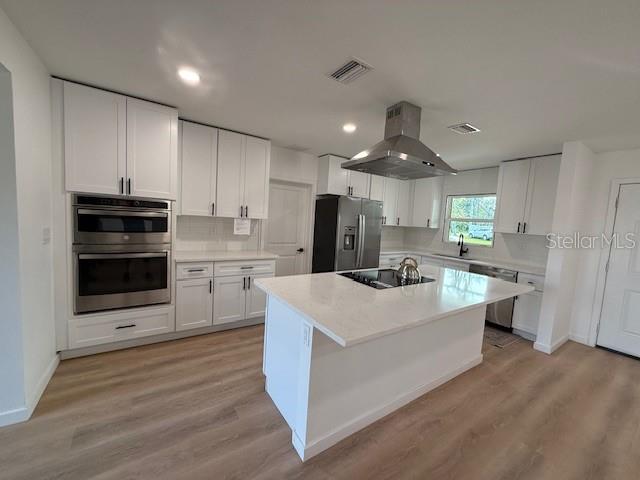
[443,193,497,248]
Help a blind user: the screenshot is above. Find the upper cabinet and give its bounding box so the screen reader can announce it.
[411,177,443,229]
[396,180,413,227]
[64,82,126,196]
[317,155,370,198]
[369,175,385,201]
[126,98,178,200]
[63,81,178,200]
[216,130,270,219]
[495,155,560,235]
[381,177,398,225]
[179,121,218,216]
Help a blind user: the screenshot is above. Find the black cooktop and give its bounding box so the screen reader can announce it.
[339,269,435,289]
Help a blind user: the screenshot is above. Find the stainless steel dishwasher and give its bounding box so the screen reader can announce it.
[469,264,518,330]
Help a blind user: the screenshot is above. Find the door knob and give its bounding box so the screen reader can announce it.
[296,248,304,253]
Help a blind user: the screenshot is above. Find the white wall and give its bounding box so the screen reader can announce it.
[400,168,549,267]
[568,146,640,345]
[535,142,595,354]
[0,6,57,425]
[270,146,318,185]
[175,216,261,251]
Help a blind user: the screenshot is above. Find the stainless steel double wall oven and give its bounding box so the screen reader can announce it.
[72,194,172,314]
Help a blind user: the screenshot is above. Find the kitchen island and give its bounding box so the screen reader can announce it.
[255,265,533,461]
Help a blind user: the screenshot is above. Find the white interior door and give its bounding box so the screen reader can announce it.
[598,183,640,357]
[265,181,310,276]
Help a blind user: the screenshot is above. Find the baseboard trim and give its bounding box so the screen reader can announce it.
[0,407,29,428]
[569,333,589,346]
[27,354,59,417]
[0,354,59,428]
[299,354,483,461]
[534,334,570,355]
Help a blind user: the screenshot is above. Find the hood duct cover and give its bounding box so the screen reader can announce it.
[342,101,457,180]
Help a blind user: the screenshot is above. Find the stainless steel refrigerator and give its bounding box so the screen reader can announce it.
[312,195,383,273]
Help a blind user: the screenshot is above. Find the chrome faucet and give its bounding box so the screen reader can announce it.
[458,234,469,257]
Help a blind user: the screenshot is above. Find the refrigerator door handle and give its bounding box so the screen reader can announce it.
[356,214,365,268]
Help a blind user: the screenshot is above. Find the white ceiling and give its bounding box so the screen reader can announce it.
[2,0,640,169]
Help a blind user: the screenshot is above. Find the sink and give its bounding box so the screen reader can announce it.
[431,253,474,261]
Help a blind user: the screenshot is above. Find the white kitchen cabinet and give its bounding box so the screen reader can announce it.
[512,272,544,338]
[316,155,370,198]
[245,273,271,319]
[63,82,127,195]
[369,175,385,201]
[382,178,399,226]
[63,81,178,199]
[216,130,271,219]
[411,177,443,228]
[176,277,213,331]
[127,98,178,200]
[179,121,218,216]
[495,155,560,235]
[396,181,413,227]
[213,260,276,325]
[243,136,271,219]
[213,275,247,325]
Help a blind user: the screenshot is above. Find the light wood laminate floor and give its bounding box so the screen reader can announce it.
[1,325,639,480]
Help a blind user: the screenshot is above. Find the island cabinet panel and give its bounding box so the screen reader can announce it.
[263,297,486,462]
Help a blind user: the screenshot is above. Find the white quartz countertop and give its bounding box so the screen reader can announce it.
[255,265,533,347]
[174,250,278,263]
[381,249,546,276]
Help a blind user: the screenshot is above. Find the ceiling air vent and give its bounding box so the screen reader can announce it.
[329,58,373,84]
[448,123,481,134]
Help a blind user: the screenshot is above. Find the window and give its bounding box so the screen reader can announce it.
[444,194,497,246]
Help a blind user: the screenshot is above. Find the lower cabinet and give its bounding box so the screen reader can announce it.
[176,277,213,331]
[212,260,275,326]
[512,272,545,339]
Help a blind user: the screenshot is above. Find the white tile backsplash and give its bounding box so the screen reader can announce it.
[176,216,260,251]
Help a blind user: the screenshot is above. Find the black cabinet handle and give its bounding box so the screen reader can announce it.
[247,277,251,290]
[240,205,243,217]
[240,266,254,270]
[245,206,248,217]
[115,324,136,330]
[523,222,527,234]
[127,178,131,195]
[243,277,246,290]
[212,202,215,216]
[427,218,430,227]
[397,217,400,226]
[297,248,304,253]
[209,280,212,294]
[517,222,521,233]
[119,177,124,195]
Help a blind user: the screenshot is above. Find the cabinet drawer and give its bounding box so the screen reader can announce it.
[518,273,545,292]
[69,306,175,349]
[176,262,214,280]
[214,260,275,277]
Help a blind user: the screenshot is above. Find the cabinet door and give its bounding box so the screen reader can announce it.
[243,136,271,219]
[180,122,218,216]
[213,275,246,325]
[347,170,371,198]
[495,160,530,233]
[369,175,385,201]
[411,177,442,228]
[396,181,413,226]
[216,130,245,218]
[176,278,213,331]
[382,178,398,226]
[64,82,126,195]
[126,98,178,200]
[317,155,348,196]
[523,156,560,235]
[245,273,272,319]
[512,291,542,336]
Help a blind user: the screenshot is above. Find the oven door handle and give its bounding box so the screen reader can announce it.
[78,252,168,260]
[77,208,168,218]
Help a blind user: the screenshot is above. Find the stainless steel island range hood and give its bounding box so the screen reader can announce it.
[342,101,457,180]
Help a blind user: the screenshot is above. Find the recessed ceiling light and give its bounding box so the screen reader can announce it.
[178,67,200,86]
[343,123,357,133]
